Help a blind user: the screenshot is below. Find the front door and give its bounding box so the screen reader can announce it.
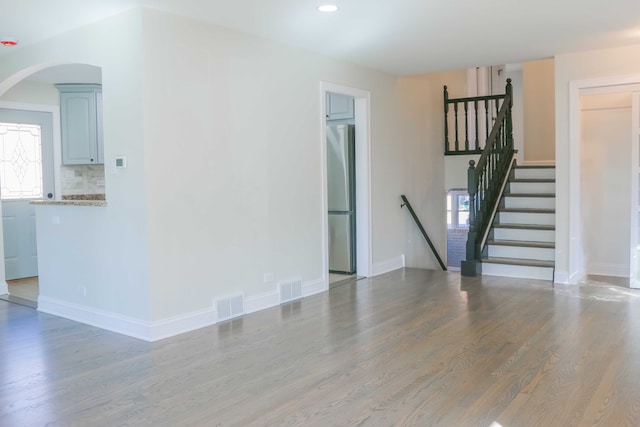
[0,109,55,280]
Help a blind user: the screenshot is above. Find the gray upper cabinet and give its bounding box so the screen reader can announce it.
[56,84,103,165]
[326,92,354,121]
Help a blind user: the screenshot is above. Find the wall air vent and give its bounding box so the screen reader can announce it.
[279,279,303,304]
[216,294,244,322]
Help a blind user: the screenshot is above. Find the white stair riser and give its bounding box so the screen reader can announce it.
[487,245,555,261]
[504,197,555,209]
[514,168,555,180]
[498,212,555,225]
[509,182,555,193]
[493,228,555,243]
[482,263,554,281]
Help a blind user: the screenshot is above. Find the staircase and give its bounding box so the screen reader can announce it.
[481,164,555,280]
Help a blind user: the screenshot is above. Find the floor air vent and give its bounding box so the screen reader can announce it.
[216,294,244,322]
[279,279,303,304]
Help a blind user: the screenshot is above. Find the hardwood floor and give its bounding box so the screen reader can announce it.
[2,268,640,426]
[1,277,38,308]
[6,276,39,300]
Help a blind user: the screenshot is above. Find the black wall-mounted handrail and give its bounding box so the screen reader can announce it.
[400,195,447,271]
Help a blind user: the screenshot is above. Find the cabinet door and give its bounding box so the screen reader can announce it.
[327,93,354,121]
[96,91,104,164]
[60,92,98,164]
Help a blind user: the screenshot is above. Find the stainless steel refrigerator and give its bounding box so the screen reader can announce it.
[327,124,356,274]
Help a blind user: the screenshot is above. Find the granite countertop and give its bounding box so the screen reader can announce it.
[30,194,107,207]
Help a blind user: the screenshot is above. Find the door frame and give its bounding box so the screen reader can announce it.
[0,101,61,293]
[567,74,640,287]
[320,82,372,286]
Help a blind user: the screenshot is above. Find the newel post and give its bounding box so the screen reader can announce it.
[505,78,514,151]
[461,160,482,277]
[444,85,449,154]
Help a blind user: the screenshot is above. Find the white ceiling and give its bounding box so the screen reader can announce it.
[2,0,640,76]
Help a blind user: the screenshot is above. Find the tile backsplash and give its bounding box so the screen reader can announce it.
[60,164,105,196]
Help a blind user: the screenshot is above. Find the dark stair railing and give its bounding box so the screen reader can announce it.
[401,195,446,270]
[444,85,508,155]
[461,79,515,277]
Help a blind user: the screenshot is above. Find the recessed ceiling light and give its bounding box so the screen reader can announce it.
[317,4,339,12]
[0,37,18,47]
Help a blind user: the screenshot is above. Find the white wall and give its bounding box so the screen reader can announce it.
[0,80,58,105]
[0,8,152,320]
[555,43,640,283]
[0,7,478,336]
[395,70,467,269]
[580,93,632,277]
[140,9,448,319]
[506,67,524,164]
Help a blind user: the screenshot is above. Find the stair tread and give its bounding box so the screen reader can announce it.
[499,207,556,213]
[510,178,556,183]
[487,239,555,248]
[493,223,555,231]
[483,257,555,268]
[504,192,555,197]
[513,165,556,169]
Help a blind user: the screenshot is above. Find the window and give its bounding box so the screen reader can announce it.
[447,190,470,229]
[0,122,43,200]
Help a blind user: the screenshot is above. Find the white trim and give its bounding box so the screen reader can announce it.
[38,275,332,342]
[521,160,556,166]
[302,278,326,297]
[147,307,217,341]
[320,82,372,281]
[631,94,640,288]
[587,263,630,278]
[372,255,406,276]
[38,295,217,342]
[554,269,582,285]
[245,290,279,315]
[0,281,8,295]
[567,73,640,287]
[554,270,570,284]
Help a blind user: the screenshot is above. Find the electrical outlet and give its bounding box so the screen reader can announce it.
[264,272,274,283]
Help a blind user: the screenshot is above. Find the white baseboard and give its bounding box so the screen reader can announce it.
[554,270,569,284]
[372,254,405,276]
[521,160,556,166]
[0,281,8,295]
[147,307,217,341]
[245,277,325,313]
[40,276,331,342]
[587,263,629,278]
[38,296,217,342]
[245,290,279,315]
[555,269,586,285]
[303,278,326,297]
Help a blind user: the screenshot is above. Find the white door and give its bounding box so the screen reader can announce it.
[0,109,55,280]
